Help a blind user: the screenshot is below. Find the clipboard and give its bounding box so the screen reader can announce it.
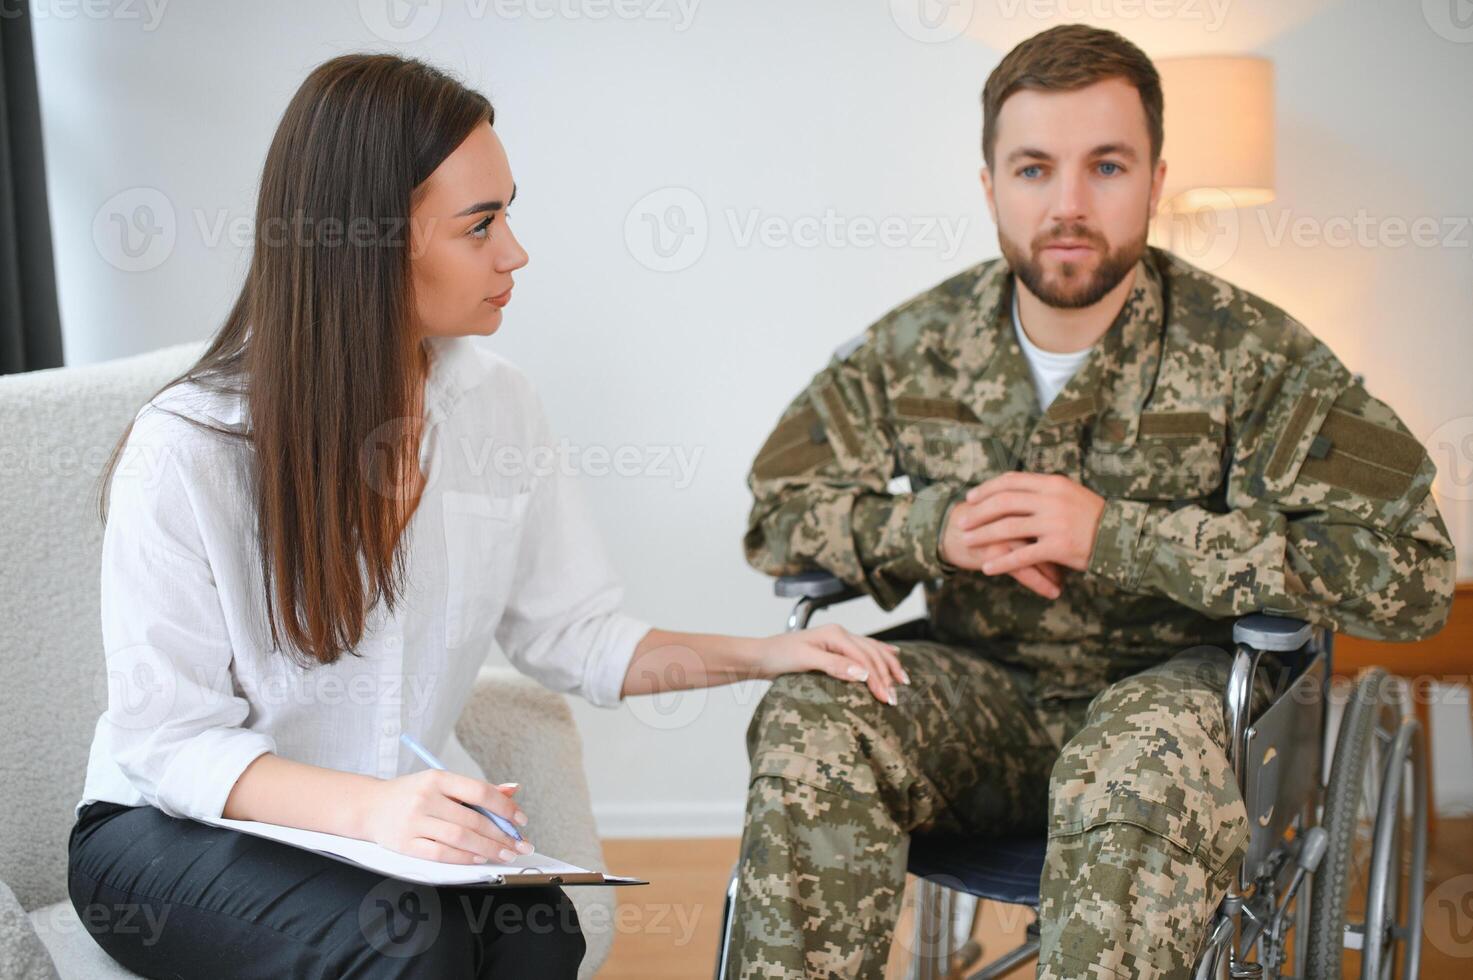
[198,815,647,889]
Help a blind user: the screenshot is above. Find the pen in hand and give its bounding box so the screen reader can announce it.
[399,732,526,845]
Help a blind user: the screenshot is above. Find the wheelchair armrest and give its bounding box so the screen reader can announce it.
[1224,614,1326,858]
[775,571,866,631]
[775,570,861,601]
[1232,613,1314,653]
[1225,613,1317,745]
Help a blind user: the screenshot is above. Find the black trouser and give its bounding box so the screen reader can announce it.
[68,801,586,979]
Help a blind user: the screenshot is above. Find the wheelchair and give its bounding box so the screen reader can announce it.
[715,570,1430,980]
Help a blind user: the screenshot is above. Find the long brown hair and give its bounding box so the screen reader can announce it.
[97,54,492,667]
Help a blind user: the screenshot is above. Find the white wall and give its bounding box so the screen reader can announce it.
[36,0,1473,834]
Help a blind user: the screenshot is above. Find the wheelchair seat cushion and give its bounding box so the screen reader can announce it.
[906,834,1047,907]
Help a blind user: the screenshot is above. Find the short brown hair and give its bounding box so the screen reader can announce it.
[981,24,1163,170]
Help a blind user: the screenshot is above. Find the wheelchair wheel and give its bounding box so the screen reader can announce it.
[1305,667,1429,980]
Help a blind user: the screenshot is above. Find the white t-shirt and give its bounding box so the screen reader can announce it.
[1012,290,1094,410]
[80,334,651,822]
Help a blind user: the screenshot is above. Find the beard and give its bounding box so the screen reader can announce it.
[998,220,1147,310]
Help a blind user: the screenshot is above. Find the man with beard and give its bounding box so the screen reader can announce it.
[727,23,1454,980]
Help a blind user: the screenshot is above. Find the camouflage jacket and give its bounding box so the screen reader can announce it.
[744,246,1455,698]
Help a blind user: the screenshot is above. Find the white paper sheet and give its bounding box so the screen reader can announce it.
[200,815,595,886]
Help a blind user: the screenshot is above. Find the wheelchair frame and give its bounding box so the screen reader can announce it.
[714,571,1429,980]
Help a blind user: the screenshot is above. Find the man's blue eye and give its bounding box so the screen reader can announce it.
[1019,165,1042,179]
[1098,162,1121,176]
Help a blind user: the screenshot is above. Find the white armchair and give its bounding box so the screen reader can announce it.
[0,343,615,978]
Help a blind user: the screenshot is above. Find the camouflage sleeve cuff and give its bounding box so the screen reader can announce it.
[852,483,959,609]
[911,482,960,578]
[935,489,967,577]
[1086,498,1159,592]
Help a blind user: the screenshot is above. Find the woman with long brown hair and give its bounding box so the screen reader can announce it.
[67,54,906,977]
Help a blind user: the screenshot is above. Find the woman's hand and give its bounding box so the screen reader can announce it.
[753,623,909,706]
[361,769,535,864]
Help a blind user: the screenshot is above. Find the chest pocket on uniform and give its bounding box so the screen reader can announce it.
[891,396,1019,487]
[442,489,533,649]
[1085,411,1228,503]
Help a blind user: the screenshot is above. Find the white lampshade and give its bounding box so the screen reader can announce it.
[1155,56,1275,211]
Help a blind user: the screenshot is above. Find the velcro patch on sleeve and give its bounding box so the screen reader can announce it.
[816,382,863,459]
[752,405,835,479]
[1299,409,1425,500]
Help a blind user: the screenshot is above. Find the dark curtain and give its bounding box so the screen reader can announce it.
[0,2,62,374]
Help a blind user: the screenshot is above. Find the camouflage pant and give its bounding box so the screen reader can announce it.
[726,639,1274,979]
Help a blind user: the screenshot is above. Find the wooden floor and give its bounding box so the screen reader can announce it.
[598,818,1473,978]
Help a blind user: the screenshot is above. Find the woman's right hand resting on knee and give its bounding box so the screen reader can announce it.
[619,623,909,706]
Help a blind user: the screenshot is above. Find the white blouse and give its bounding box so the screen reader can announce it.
[78,334,651,822]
